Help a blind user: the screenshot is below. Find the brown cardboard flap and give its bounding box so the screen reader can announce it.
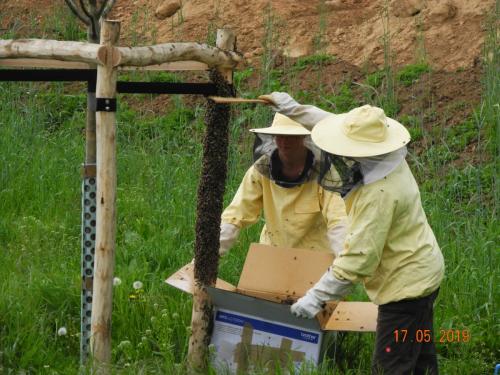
[323,301,378,332]
[234,288,298,304]
[165,262,236,294]
[237,243,334,300]
[315,301,338,328]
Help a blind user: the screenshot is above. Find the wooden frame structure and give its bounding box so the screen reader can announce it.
[0,20,240,372]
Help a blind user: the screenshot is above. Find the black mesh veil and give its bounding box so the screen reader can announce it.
[252,133,317,188]
[251,133,362,195]
[318,152,363,197]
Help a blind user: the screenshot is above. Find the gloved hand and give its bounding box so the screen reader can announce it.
[258,92,299,112]
[327,219,348,257]
[291,268,353,318]
[219,223,240,256]
[258,92,331,130]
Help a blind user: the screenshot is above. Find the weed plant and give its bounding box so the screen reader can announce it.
[378,0,398,116]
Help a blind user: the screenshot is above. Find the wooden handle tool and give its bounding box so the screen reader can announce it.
[208,96,270,104]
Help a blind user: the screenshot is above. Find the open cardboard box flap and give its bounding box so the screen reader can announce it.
[165,262,236,294]
[165,243,377,332]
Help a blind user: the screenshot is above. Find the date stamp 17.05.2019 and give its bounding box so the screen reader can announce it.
[393,329,471,344]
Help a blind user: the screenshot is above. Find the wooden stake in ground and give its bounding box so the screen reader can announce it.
[187,29,236,371]
[63,0,117,366]
[90,20,120,374]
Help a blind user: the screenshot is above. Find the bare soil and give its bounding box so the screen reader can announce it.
[0,0,493,140]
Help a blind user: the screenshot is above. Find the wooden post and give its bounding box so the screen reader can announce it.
[215,28,236,84]
[90,19,120,373]
[187,28,236,372]
[85,14,100,166]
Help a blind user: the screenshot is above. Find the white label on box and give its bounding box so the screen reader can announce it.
[210,309,322,373]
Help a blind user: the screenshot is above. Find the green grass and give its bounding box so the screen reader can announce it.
[0,5,498,375]
[0,70,497,374]
[396,63,431,86]
[365,70,385,89]
[292,54,336,72]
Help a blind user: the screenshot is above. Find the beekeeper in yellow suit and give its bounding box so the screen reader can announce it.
[219,113,347,255]
[260,93,444,375]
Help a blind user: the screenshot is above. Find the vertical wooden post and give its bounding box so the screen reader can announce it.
[90,19,120,373]
[215,28,236,84]
[187,28,236,372]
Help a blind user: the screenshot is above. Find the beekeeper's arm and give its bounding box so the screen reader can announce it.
[292,187,393,318]
[219,166,263,255]
[319,188,348,257]
[258,92,331,130]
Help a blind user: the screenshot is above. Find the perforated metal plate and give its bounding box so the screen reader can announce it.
[81,175,96,363]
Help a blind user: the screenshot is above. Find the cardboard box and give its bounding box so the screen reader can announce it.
[166,243,378,372]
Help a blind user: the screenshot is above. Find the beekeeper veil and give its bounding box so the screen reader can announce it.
[250,113,320,188]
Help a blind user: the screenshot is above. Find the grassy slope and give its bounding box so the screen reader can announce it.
[0,5,498,375]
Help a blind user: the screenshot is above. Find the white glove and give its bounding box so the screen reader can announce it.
[258,92,331,130]
[219,223,240,256]
[291,268,353,318]
[327,220,348,257]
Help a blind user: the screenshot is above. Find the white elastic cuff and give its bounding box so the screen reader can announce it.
[219,223,240,255]
[309,268,353,302]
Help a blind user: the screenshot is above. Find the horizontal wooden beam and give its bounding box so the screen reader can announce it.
[122,61,209,71]
[0,58,90,69]
[117,43,241,68]
[0,39,102,65]
[0,58,209,71]
[0,39,241,69]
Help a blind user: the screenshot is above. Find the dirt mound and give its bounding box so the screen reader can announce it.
[1,0,493,71]
[108,0,493,71]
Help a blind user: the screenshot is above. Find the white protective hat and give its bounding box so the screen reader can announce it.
[311,105,411,157]
[250,113,310,136]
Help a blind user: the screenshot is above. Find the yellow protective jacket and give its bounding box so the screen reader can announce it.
[221,161,347,252]
[332,160,444,304]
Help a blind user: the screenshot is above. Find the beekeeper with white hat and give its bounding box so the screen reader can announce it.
[259,92,444,375]
[219,112,348,256]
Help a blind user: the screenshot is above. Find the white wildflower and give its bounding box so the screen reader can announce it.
[133,281,143,290]
[57,327,67,336]
[118,340,131,349]
[113,277,122,286]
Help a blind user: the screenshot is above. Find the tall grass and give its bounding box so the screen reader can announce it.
[0,4,498,375]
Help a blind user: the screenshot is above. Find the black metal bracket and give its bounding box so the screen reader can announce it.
[0,69,218,95]
[95,97,117,112]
